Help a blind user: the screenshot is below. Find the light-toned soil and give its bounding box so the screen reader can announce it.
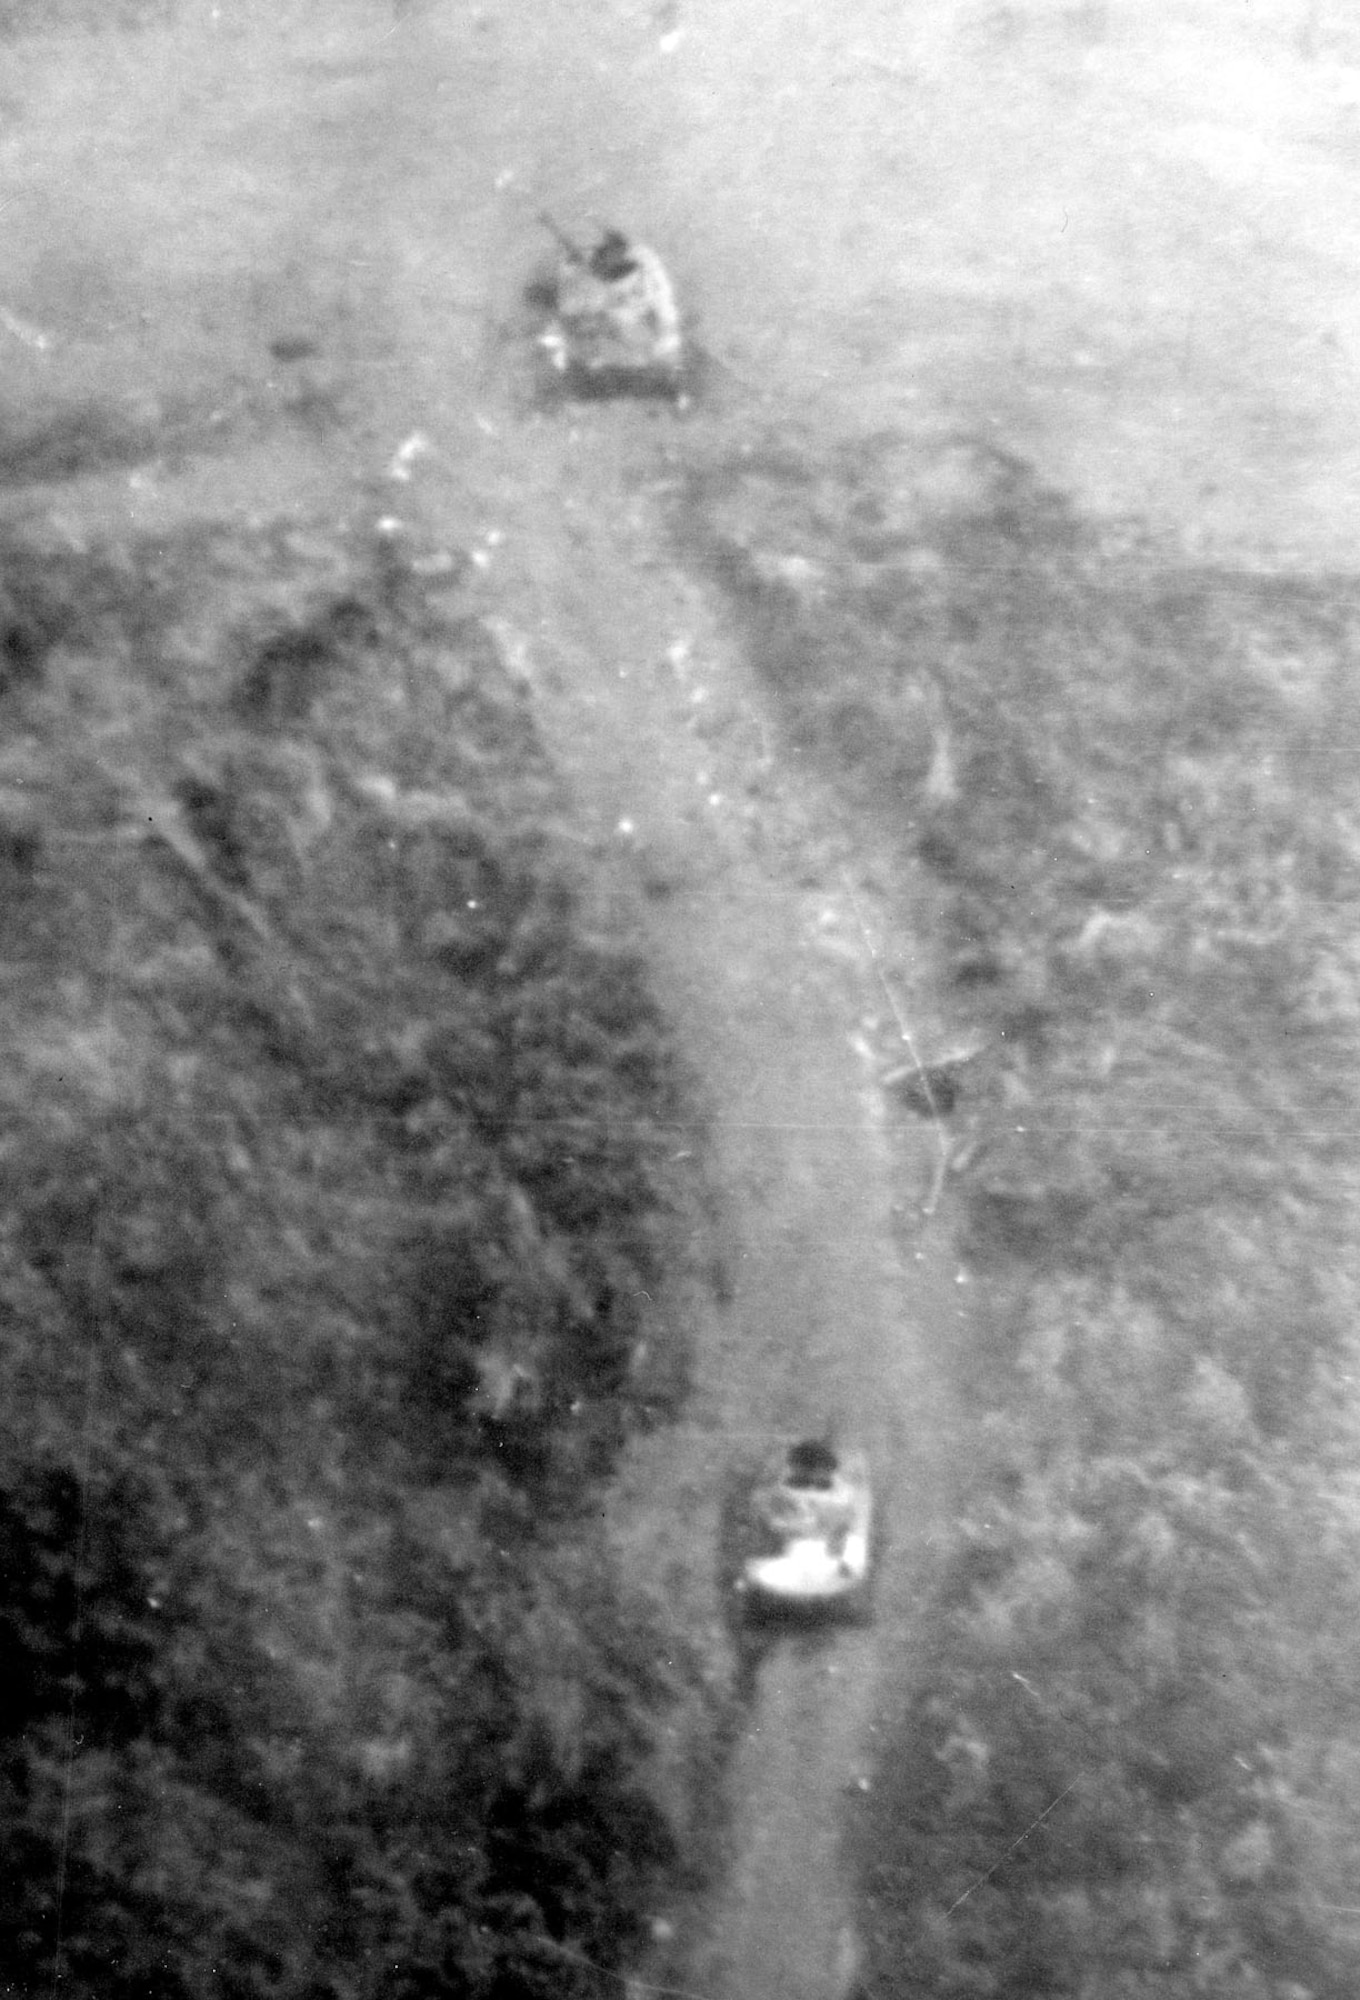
[5,3,1359,1996]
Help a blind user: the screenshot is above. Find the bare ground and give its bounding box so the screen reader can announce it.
[6,2,1360,1996]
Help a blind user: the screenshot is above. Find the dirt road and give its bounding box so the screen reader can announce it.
[7,2,1360,1996]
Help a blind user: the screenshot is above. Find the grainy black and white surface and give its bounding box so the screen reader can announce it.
[3,6,1359,2000]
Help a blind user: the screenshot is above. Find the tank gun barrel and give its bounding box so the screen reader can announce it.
[537,210,586,263]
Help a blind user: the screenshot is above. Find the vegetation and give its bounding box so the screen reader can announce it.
[682,434,1360,1996]
[0,514,715,1996]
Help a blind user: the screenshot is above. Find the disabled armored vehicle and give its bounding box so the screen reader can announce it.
[736,1438,874,1620]
[533,215,688,400]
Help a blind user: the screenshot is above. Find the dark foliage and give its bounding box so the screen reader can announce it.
[0,516,710,1997]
